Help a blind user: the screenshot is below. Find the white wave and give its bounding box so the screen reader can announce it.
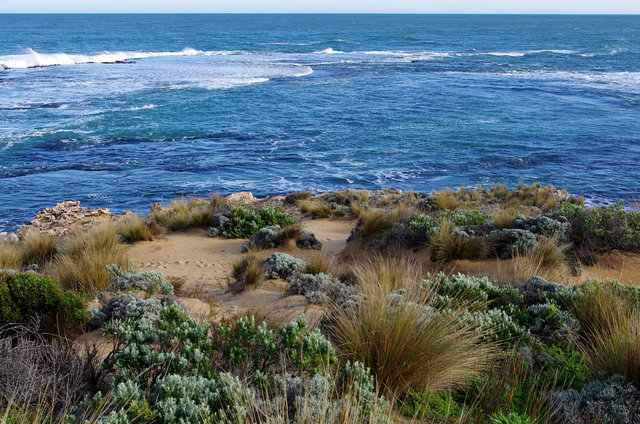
[127,104,157,111]
[0,47,229,70]
[483,49,577,57]
[314,48,345,54]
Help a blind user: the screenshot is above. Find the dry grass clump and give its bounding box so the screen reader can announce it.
[151,197,218,231]
[582,310,640,387]
[276,222,305,246]
[430,220,489,262]
[230,252,266,294]
[48,224,127,293]
[433,189,461,211]
[285,191,312,204]
[302,250,336,275]
[512,235,569,282]
[570,285,640,387]
[20,233,58,266]
[359,207,412,238]
[116,215,164,243]
[330,256,494,395]
[349,254,425,292]
[0,243,22,270]
[299,199,332,218]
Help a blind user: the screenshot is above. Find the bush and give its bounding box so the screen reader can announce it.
[489,228,538,259]
[490,411,539,424]
[287,272,354,304]
[0,272,88,326]
[211,315,335,378]
[442,209,489,226]
[107,265,174,295]
[241,225,283,251]
[550,375,640,424]
[401,389,462,419]
[211,205,295,239]
[562,201,640,252]
[264,252,306,280]
[513,215,570,240]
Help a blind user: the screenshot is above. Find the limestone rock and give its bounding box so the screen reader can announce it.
[18,201,115,237]
[226,191,257,204]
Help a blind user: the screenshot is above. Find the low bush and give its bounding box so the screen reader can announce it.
[442,209,489,226]
[210,205,296,239]
[264,252,306,280]
[107,265,174,295]
[490,411,539,424]
[284,190,312,204]
[287,272,354,304]
[401,389,462,419]
[0,272,89,326]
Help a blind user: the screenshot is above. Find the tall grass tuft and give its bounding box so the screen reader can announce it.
[359,207,411,238]
[299,199,332,218]
[512,235,569,282]
[302,250,336,275]
[0,243,22,270]
[330,255,494,395]
[433,189,461,211]
[48,224,128,293]
[20,233,58,266]
[230,252,266,294]
[430,220,489,262]
[116,215,164,243]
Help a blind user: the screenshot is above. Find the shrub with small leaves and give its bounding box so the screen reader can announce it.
[241,225,282,252]
[107,265,174,295]
[264,252,306,279]
[288,272,354,304]
[442,209,489,226]
[490,411,539,424]
[428,272,524,308]
[550,375,640,424]
[513,214,570,240]
[489,229,538,258]
[401,389,462,419]
[219,206,296,239]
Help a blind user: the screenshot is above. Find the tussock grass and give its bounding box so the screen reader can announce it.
[285,191,312,204]
[349,254,425,292]
[330,257,494,395]
[230,252,266,293]
[0,243,22,270]
[302,250,336,275]
[582,310,640,387]
[48,224,127,293]
[20,233,58,266]
[430,220,489,262]
[116,215,164,243]
[299,199,332,218]
[151,198,217,231]
[359,207,412,238]
[512,235,569,282]
[433,189,461,211]
[276,222,304,246]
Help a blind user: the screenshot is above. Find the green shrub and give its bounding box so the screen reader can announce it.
[0,272,88,326]
[490,411,539,424]
[442,209,489,226]
[223,205,295,239]
[401,389,462,419]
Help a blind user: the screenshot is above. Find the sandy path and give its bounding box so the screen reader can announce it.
[126,218,356,315]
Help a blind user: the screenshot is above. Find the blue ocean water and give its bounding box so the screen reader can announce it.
[1,14,639,230]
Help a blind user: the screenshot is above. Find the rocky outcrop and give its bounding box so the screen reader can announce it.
[17,201,118,237]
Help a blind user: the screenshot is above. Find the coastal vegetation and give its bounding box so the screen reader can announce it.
[0,183,639,423]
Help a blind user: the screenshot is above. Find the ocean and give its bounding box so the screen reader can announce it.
[1,14,639,230]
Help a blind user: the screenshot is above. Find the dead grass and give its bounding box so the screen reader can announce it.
[299,199,332,218]
[0,243,22,270]
[20,233,58,266]
[229,252,266,294]
[285,191,313,204]
[302,250,336,275]
[430,220,489,262]
[116,215,164,243]
[433,189,461,211]
[511,236,569,283]
[276,222,304,246]
[151,198,219,231]
[330,256,495,395]
[48,224,128,293]
[359,207,412,238]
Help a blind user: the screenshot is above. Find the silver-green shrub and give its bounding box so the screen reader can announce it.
[107,265,174,295]
[264,252,306,279]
